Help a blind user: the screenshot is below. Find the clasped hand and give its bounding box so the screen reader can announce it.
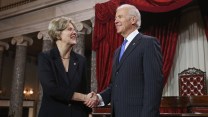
[84,92,99,108]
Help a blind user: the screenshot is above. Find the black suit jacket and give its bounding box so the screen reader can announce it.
[100,33,164,117]
[38,47,90,117]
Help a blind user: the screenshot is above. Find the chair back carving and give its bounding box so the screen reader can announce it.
[178,67,207,96]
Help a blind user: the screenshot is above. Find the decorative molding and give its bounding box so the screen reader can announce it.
[11,35,33,46]
[90,16,95,28]
[37,30,52,41]
[0,41,9,51]
[76,22,92,34]
[179,67,206,76]
[0,0,69,20]
[75,22,84,32]
[0,0,36,12]
[83,23,92,34]
[0,0,109,40]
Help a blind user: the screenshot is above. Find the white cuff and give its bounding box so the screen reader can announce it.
[97,94,105,106]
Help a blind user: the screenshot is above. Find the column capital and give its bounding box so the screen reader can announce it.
[11,35,33,46]
[75,22,92,34]
[0,41,9,51]
[37,30,52,41]
[90,17,95,28]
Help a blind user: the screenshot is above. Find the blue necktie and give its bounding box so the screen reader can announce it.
[119,39,128,62]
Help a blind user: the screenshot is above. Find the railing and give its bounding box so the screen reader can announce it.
[0,99,35,117]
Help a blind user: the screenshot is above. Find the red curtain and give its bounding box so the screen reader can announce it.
[144,18,179,85]
[93,0,192,92]
[93,1,122,92]
[120,0,192,13]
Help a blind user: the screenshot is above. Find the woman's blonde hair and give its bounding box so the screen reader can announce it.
[48,17,76,41]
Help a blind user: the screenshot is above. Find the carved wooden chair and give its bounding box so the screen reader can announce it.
[178,67,207,96]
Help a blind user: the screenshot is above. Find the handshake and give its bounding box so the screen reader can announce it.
[83,92,100,108]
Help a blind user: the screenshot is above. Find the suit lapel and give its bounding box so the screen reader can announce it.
[67,51,79,83]
[114,48,120,68]
[116,34,142,71]
[51,47,69,86]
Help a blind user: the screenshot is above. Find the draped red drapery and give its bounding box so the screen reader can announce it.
[119,0,192,13]
[144,18,179,86]
[93,0,192,92]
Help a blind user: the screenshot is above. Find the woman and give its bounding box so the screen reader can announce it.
[38,17,92,117]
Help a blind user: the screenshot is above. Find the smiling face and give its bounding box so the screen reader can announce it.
[115,6,138,38]
[59,23,77,46]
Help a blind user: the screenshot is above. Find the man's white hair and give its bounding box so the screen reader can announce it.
[117,4,141,29]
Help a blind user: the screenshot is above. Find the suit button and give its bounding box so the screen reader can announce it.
[68,104,71,107]
[116,72,118,74]
[115,84,117,87]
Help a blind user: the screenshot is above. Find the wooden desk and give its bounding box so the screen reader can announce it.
[188,96,208,113]
[92,111,208,117]
[160,96,189,113]
[92,96,208,116]
[92,105,111,116]
[161,113,208,117]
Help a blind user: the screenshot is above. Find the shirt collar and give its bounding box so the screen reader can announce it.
[126,29,139,41]
[124,29,139,49]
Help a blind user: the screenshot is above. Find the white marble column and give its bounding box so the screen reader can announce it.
[0,42,9,96]
[9,35,33,117]
[36,30,53,117]
[90,17,97,92]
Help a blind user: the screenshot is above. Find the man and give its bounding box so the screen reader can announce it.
[86,4,163,117]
